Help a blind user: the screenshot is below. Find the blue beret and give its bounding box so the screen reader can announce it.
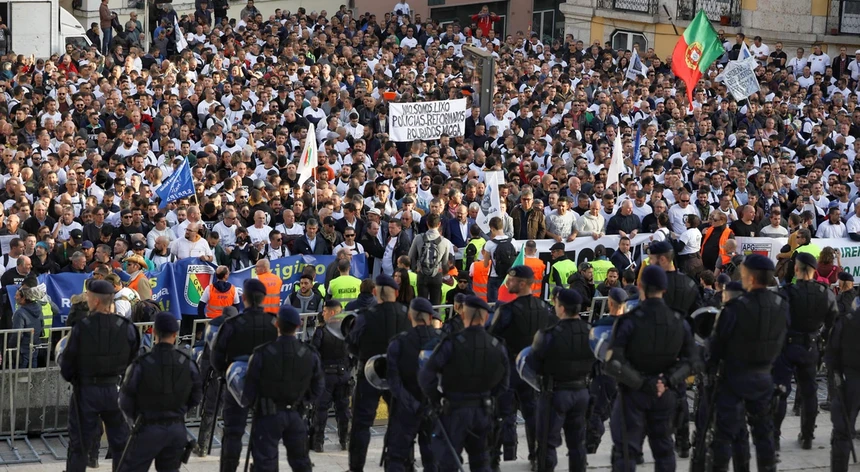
[640,265,668,291]
[742,253,775,271]
[244,278,268,296]
[838,271,854,282]
[88,279,115,295]
[795,252,818,270]
[556,288,583,307]
[375,274,399,290]
[154,312,179,333]
[648,241,673,255]
[278,306,302,327]
[454,293,468,304]
[410,297,436,316]
[508,265,535,279]
[725,281,745,292]
[608,287,628,304]
[464,295,491,312]
[716,273,732,285]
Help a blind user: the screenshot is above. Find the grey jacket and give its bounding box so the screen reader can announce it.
[408,229,452,278]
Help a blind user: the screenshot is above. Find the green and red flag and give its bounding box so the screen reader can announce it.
[496,244,526,303]
[671,10,723,109]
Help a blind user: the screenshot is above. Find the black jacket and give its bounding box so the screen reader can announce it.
[293,235,331,255]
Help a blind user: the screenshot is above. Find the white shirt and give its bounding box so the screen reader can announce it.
[247,225,273,245]
[678,228,702,255]
[212,221,238,249]
[847,214,860,235]
[147,226,176,249]
[668,204,698,234]
[332,241,365,256]
[816,220,847,238]
[808,52,831,75]
[169,237,214,259]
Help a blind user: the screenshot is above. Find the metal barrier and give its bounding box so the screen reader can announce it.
[588,296,609,323]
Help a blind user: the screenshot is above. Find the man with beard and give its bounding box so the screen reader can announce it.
[567,262,595,309]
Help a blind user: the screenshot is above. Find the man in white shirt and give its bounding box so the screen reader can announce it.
[170,223,214,260]
[275,209,305,237]
[749,36,770,65]
[846,203,860,239]
[807,45,831,75]
[816,207,847,238]
[668,191,698,234]
[247,210,273,245]
[332,227,365,256]
[787,47,808,77]
[211,209,239,250]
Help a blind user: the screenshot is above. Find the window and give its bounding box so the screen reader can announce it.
[611,30,647,52]
[840,0,860,34]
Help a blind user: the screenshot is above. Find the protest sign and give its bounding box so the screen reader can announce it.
[716,59,760,101]
[389,98,467,141]
[475,171,504,233]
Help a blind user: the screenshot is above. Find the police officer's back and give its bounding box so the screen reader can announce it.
[825,300,860,472]
[488,265,554,466]
[605,265,697,471]
[210,278,278,472]
[707,254,787,472]
[647,241,702,316]
[119,312,203,471]
[774,251,838,450]
[419,296,509,472]
[345,274,411,472]
[386,297,443,472]
[242,306,325,472]
[310,300,352,452]
[60,279,140,472]
[442,293,467,335]
[525,289,593,472]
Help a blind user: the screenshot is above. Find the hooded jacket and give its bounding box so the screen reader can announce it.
[12,302,43,368]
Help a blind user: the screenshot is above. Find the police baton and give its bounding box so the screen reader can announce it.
[207,377,226,455]
[117,415,142,472]
[433,416,465,472]
[244,400,259,472]
[66,386,87,472]
[537,376,553,472]
[690,366,721,472]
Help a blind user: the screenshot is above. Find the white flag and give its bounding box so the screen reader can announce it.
[296,123,317,187]
[174,16,188,52]
[605,133,624,191]
[625,48,648,81]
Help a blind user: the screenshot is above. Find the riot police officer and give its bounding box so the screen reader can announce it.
[310,300,351,452]
[211,278,278,472]
[442,293,466,335]
[242,306,325,472]
[826,300,860,471]
[835,271,857,315]
[419,296,509,472]
[644,240,701,457]
[195,306,236,457]
[60,279,140,472]
[707,254,788,472]
[488,265,555,469]
[774,251,838,450]
[386,297,443,472]
[118,312,203,471]
[585,287,626,454]
[606,265,697,471]
[525,288,593,472]
[346,274,411,472]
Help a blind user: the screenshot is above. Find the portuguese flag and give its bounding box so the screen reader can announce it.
[671,10,723,108]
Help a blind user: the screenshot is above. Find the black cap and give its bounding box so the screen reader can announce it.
[323,216,336,226]
[648,241,673,255]
[132,240,146,250]
[725,281,745,292]
[795,252,818,270]
[154,312,179,333]
[70,229,83,241]
[464,295,491,312]
[550,242,566,251]
[640,265,668,291]
[742,253,775,271]
[556,288,583,306]
[88,280,114,295]
[608,287,628,304]
[244,278,268,296]
[410,297,435,316]
[716,273,731,285]
[508,265,534,279]
[375,274,398,290]
[278,306,302,326]
[838,271,854,282]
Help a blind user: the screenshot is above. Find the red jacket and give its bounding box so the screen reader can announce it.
[471,13,500,37]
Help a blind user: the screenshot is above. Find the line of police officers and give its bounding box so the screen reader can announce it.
[55,238,860,472]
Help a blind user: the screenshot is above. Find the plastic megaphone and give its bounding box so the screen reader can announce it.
[364,354,389,390]
[515,347,541,392]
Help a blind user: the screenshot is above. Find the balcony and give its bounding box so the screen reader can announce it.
[677,0,741,26]
[596,0,658,16]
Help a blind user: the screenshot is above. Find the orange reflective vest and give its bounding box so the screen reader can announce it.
[701,226,734,266]
[128,272,146,296]
[471,260,490,301]
[206,284,236,319]
[523,256,546,298]
[257,272,283,314]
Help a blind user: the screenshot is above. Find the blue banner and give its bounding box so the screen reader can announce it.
[156,159,195,208]
[8,254,367,326]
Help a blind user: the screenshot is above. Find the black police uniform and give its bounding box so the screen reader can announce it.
[662,268,702,455]
[825,307,860,471]
[607,298,696,471]
[196,315,226,455]
[211,307,278,472]
[525,316,593,471]
[419,325,509,472]
[242,334,325,472]
[59,311,140,472]
[118,342,203,471]
[386,324,442,472]
[488,293,554,465]
[345,301,410,472]
[585,314,617,454]
[774,279,838,446]
[310,314,351,450]
[707,287,788,471]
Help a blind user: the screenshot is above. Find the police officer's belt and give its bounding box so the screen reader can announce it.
[440,397,492,409]
[787,332,818,346]
[554,379,588,391]
[324,364,347,374]
[78,375,121,385]
[258,398,303,416]
[141,417,185,426]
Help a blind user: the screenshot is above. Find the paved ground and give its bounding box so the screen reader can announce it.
[0,406,850,471]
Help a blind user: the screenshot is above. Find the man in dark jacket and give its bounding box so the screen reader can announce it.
[344,280,377,311]
[568,261,596,310]
[293,219,332,255]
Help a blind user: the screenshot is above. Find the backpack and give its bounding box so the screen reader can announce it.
[419,236,442,277]
[493,238,517,276]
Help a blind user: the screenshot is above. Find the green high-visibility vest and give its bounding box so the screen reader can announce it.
[41,302,53,338]
[591,259,615,284]
[550,258,577,291]
[328,275,362,307]
[462,238,486,272]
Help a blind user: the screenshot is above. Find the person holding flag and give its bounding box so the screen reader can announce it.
[155,159,195,209]
[625,47,648,82]
[671,10,724,109]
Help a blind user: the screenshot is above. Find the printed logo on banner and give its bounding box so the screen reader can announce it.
[185,264,214,307]
[741,242,770,257]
